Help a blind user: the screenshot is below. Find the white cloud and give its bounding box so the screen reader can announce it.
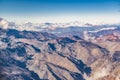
[0,18,8,29]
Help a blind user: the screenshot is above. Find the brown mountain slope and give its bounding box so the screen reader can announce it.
[0,28,119,80]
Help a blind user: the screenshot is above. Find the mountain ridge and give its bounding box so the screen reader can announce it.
[0,19,120,80]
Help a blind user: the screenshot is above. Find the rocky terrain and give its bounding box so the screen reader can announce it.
[0,18,120,80]
[0,27,119,80]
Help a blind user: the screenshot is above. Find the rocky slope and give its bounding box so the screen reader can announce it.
[0,27,120,80]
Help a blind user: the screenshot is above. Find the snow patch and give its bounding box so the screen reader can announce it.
[89,27,116,33]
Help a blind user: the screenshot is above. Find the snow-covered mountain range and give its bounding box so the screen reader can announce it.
[1,17,120,40]
[1,18,119,32]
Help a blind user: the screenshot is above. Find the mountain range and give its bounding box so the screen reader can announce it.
[0,18,120,80]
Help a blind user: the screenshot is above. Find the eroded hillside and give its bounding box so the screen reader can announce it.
[0,28,120,80]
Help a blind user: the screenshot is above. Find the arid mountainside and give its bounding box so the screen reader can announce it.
[0,28,120,80]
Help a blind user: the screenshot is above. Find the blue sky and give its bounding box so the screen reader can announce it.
[0,0,120,24]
